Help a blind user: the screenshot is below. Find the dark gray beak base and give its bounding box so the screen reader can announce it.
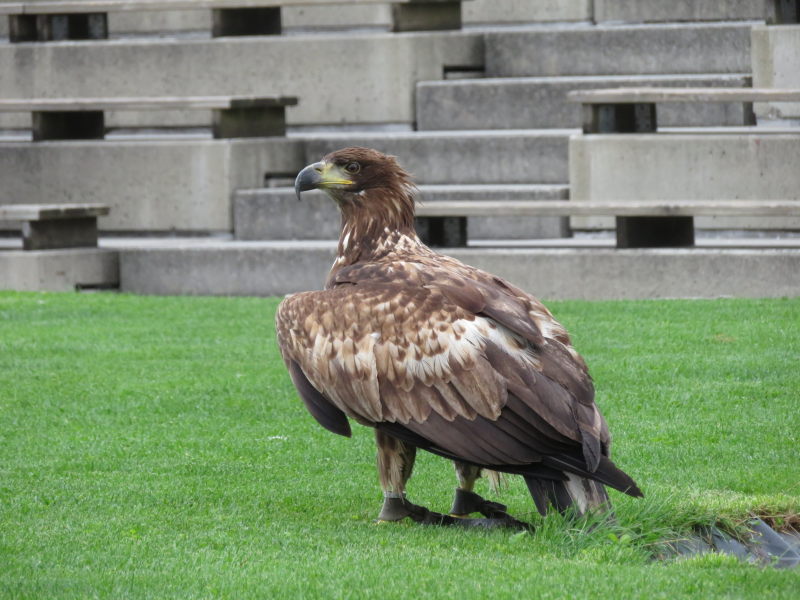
[294,163,323,201]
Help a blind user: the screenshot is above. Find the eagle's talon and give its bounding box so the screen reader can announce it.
[449,488,530,529]
[451,488,507,518]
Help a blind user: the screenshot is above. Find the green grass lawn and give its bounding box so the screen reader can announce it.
[0,292,798,599]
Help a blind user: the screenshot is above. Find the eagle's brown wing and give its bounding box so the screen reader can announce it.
[328,257,609,470]
[275,270,638,494]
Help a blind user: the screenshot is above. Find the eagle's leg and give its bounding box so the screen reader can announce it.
[450,461,528,527]
[375,430,454,525]
[375,429,421,521]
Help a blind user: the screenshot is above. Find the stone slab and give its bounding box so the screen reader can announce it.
[416,74,753,130]
[0,247,119,291]
[464,0,591,24]
[0,0,438,15]
[117,241,800,299]
[0,137,304,231]
[485,23,752,77]
[751,25,800,121]
[569,132,800,230]
[0,31,483,127]
[300,129,573,184]
[234,184,569,241]
[593,0,766,23]
[0,203,109,220]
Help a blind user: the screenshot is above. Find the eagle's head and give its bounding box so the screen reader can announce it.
[295,147,413,202]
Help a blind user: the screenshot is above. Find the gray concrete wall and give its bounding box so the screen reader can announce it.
[301,130,571,183]
[486,23,752,77]
[452,248,800,300]
[0,32,483,126]
[593,0,765,23]
[118,242,800,300]
[0,137,304,231]
[569,133,800,230]
[0,248,119,292]
[751,25,800,121]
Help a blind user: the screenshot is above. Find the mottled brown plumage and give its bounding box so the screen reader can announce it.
[277,147,642,523]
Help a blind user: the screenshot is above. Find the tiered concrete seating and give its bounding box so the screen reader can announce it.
[569,87,800,232]
[1,0,467,42]
[0,204,118,291]
[3,0,799,298]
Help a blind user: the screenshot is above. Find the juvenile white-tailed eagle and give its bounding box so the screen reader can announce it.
[276,147,642,526]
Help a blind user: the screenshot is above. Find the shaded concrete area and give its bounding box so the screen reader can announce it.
[661,519,800,569]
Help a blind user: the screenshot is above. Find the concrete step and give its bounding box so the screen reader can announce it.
[0,248,119,292]
[570,131,800,231]
[751,24,800,122]
[299,129,574,184]
[0,31,482,127]
[117,240,800,300]
[417,73,753,130]
[0,137,305,232]
[486,22,753,77]
[0,1,593,39]
[593,0,766,23]
[234,184,570,241]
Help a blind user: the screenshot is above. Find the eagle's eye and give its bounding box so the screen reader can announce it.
[344,162,361,175]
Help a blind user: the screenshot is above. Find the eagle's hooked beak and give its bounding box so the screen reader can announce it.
[294,161,354,201]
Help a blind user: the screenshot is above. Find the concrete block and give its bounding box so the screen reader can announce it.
[751,25,800,121]
[416,74,753,130]
[234,184,569,241]
[464,0,591,24]
[301,129,572,184]
[283,4,391,29]
[0,137,305,231]
[0,32,483,126]
[486,23,752,77]
[119,241,335,296]
[117,242,800,300]
[593,0,766,23]
[108,9,210,33]
[569,133,800,230]
[0,248,119,291]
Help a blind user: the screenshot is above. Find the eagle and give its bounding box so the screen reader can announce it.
[276,147,642,526]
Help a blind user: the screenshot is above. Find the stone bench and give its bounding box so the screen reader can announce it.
[415,199,800,248]
[567,87,800,236]
[0,203,109,250]
[0,95,298,140]
[1,0,466,41]
[567,87,800,133]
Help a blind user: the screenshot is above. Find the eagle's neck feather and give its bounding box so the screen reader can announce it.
[331,184,423,272]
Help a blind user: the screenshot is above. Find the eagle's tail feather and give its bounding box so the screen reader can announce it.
[524,473,610,517]
[541,454,643,498]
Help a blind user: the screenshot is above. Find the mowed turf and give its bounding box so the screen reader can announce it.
[0,292,798,599]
